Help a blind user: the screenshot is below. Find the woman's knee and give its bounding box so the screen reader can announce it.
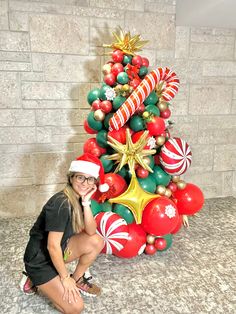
[90,233,104,252]
[64,299,84,314]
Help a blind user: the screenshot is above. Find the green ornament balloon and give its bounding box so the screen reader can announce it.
[151,165,171,186]
[123,55,132,65]
[87,88,101,105]
[100,154,114,172]
[138,175,156,193]
[145,105,160,117]
[139,66,148,77]
[96,130,108,148]
[113,204,134,224]
[117,166,127,178]
[144,91,158,106]
[129,115,145,131]
[104,113,113,129]
[117,72,129,84]
[87,111,103,131]
[91,200,102,216]
[100,201,112,212]
[145,155,155,169]
[113,95,126,110]
[100,85,112,101]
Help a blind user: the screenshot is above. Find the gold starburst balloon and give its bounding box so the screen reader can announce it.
[103,27,149,56]
[106,129,156,173]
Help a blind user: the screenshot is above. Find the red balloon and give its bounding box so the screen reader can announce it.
[167,182,178,193]
[104,73,116,86]
[132,55,143,67]
[111,63,124,77]
[129,78,141,90]
[108,125,129,144]
[135,103,145,114]
[172,183,204,215]
[171,214,183,234]
[145,244,156,255]
[160,108,171,119]
[136,166,149,179]
[100,100,112,113]
[142,57,149,67]
[141,196,179,236]
[91,99,102,111]
[154,238,167,251]
[103,173,127,198]
[131,130,150,149]
[146,116,166,136]
[112,50,124,63]
[83,120,98,134]
[154,154,161,165]
[114,223,147,258]
[83,138,106,157]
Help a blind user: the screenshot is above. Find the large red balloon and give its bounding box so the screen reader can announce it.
[172,183,204,215]
[114,223,146,258]
[108,125,129,144]
[83,138,106,157]
[141,196,179,236]
[146,116,165,136]
[171,214,183,234]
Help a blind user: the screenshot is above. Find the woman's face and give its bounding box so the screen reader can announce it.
[70,172,97,196]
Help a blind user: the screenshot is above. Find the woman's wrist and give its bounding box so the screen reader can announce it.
[81,200,91,207]
[60,274,70,282]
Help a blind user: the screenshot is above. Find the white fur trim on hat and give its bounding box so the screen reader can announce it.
[69,160,100,178]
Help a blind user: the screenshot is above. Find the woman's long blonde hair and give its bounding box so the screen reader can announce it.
[63,173,84,233]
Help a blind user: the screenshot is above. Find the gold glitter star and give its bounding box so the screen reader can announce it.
[106,129,156,173]
[103,27,149,56]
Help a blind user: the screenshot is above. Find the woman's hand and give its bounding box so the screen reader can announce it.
[81,184,97,203]
[62,276,80,304]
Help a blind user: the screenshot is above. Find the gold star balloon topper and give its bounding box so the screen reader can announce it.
[103,27,149,56]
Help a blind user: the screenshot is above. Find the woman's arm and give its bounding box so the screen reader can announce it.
[81,185,98,235]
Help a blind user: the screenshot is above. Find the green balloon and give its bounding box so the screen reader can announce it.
[113,95,126,110]
[139,66,148,77]
[113,204,134,224]
[144,91,158,106]
[91,200,102,216]
[87,111,103,131]
[100,85,112,100]
[138,175,156,193]
[117,166,128,178]
[100,154,114,172]
[100,201,112,212]
[123,55,132,65]
[117,72,129,84]
[145,105,160,116]
[104,113,113,129]
[129,115,145,131]
[96,130,108,148]
[87,88,101,105]
[146,155,155,169]
[151,165,171,186]
[157,234,173,251]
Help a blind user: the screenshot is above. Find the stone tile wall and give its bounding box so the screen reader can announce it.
[0,0,235,217]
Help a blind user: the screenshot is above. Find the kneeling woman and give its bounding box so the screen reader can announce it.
[22,153,108,313]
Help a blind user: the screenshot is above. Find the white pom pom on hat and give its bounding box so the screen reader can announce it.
[69,153,109,192]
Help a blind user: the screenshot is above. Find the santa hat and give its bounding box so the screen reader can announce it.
[69,153,109,192]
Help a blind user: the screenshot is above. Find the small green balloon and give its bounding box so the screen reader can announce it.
[145,105,160,116]
[100,85,112,100]
[145,155,155,169]
[117,72,129,84]
[117,166,127,178]
[100,201,112,212]
[91,200,102,216]
[100,154,114,172]
[87,88,101,105]
[87,111,103,131]
[96,130,108,148]
[144,91,158,106]
[104,113,113,129]
[123,55,132,65]
[151,165,171,186]
[129,115,145,131]
[113,95,126,110]
[113,204,134,224]
[139,66,148,77]
[138,175,156,193]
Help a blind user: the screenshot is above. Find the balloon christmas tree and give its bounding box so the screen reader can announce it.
[83,29,204,258]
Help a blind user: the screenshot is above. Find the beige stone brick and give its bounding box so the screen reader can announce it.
[44,54,100,83]
[190,43,234,60]
[233,172,236,197]
[35,109,83,127]
[90,17,124,29]
[0,51,30,62]
[0,127,36,144]
[0,31,29,51]
[22,100,78,109]
[17,143,74,153]
[203,61,236,77]
[29,14,89,54]
[90,0,144,11]
[191,29,235,45]
[199,116,236,130]
[145,0,175,14]
[31,53,44,71]
[0,145,17,153]
[36,127,51,143]
[222,171,233,196]
[90,26,115,47]
[189,85,232,115]
[171,116,199,144]
[0,109,35,127]
[213,144,236,171]
[0,177,33,187]
[171,84,189,116]
[73,6,123,19]
[0,61,31,71]
[0,72,21,108]
[175,26,190,59]
[0,0,8,30]
[9,1,74,14]
[9,11,29,31]
[157,58,188,84]
[21,82,80,100]
[232,100,236,114]
[21,72,44,81]
[187,60,203,84]
[0,153,32,178]
[125,12,175,50]
[198,129,236,145]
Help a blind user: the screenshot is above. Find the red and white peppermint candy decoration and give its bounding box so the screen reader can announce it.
[95,212,129,254]
[109,67,179,131]
[159,137,192,175]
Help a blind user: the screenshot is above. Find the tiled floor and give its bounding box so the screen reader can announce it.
[1,197,236,313]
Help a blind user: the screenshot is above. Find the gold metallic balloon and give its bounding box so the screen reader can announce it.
[158,102,168,111]
[146,234,156,244]
[156,185,166,195]
[123,84,130,92]
[94,109,105,121]
[142,156,151,166]
[109,173,159,224]
[156,135,166,146]
[164,188,172,198]
[177,180,187,190]
[142,111,150,119]
[172,175,180,183]
[102,64,111,75]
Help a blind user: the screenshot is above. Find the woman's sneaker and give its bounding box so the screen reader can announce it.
[19,271,37,295]
[75,274,101,297]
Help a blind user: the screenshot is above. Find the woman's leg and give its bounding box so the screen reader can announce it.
[38,275,84,314]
